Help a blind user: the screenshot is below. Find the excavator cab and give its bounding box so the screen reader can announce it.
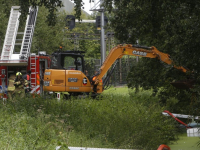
[50,50,85,72]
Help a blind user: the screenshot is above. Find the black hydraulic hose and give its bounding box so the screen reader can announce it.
[103,60,119,89]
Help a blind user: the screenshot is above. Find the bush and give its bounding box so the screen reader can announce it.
[63,89,178,149]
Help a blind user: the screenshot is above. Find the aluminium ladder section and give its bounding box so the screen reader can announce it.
[30,53,38,94]
[20,6,38,59]
[1,6,21,60]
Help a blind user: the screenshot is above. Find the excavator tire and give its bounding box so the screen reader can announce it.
[170,79,195,89]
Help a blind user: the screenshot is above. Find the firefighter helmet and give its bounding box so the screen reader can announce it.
[16,72,22,76]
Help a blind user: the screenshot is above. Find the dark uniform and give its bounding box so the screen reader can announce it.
[23,70,31,93]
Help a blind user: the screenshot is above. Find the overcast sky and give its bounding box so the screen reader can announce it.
[82,0,92,14]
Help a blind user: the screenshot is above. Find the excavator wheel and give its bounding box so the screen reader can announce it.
[170,79,195,89]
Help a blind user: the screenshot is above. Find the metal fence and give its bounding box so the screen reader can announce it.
[85,57,138,86]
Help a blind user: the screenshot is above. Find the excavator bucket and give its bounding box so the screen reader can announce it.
[170,79,195,89]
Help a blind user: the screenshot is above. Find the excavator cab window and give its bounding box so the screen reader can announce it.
[63,56,75,70]
[60,54,84,72]
[50,51,85,72]
[62,56,83,71]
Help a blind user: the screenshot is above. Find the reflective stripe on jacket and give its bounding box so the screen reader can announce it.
[7,74,16,91]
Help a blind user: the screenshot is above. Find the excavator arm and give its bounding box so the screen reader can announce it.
[94,44,188,85]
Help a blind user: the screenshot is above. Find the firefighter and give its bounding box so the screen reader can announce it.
[13,72,25,99]
[23,70,31,93]
[7,74,16,100]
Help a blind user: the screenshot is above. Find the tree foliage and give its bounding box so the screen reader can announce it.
[1,0,63,26]
[103,0,200,114]
[64,22,100,58]
[31,7,66,54]
[1,0,87,25]
[71,0,84,20]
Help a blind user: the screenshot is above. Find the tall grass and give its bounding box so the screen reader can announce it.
[0,87,178,150]
[63,88,178,149]
[0,96,69,150]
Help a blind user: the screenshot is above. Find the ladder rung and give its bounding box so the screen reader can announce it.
[10,17,18,19]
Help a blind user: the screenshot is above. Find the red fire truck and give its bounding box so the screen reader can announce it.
[0,53,51,98]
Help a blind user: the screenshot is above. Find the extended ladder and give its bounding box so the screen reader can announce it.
[30,53,38,93]
[1,6,21,60]
[20,6,38,59]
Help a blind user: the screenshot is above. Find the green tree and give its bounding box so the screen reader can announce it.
[1,0,87,26]
[0,9,7,50]
[31,7,66,54]
[103,0,200,114]
[4,0,63,26]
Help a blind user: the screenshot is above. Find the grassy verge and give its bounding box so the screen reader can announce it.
[169,133,199,150]
[0,87,187,149]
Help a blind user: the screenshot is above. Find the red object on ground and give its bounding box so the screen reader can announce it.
[157,144,171,150]
[163,110,191,128]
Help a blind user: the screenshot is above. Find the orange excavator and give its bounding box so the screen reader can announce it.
[43,44,193,98]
